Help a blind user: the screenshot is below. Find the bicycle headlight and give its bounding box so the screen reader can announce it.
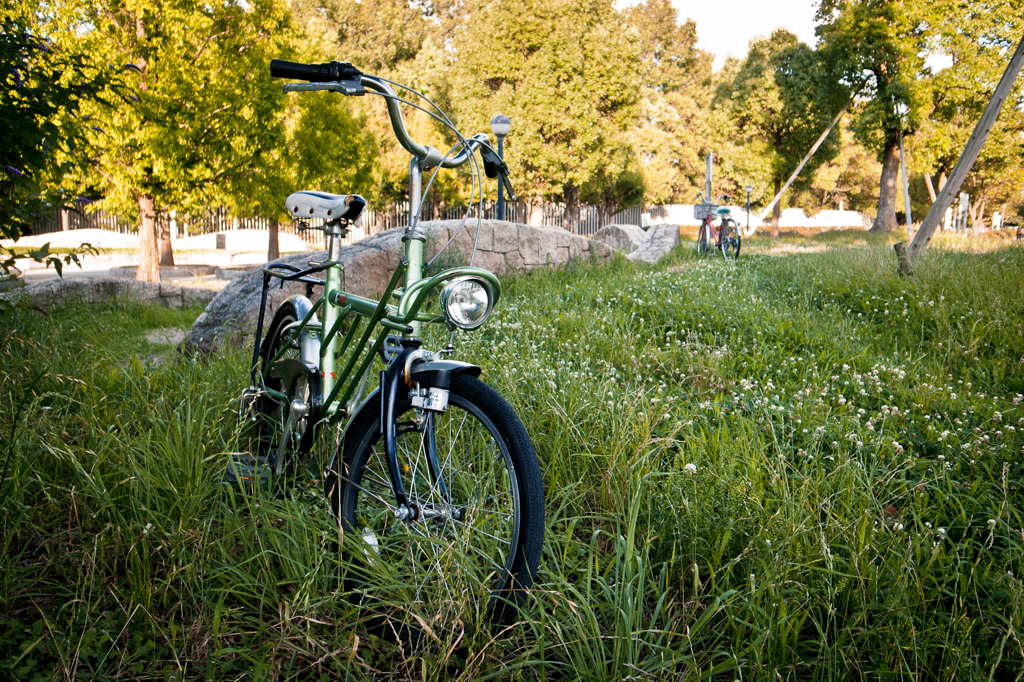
[440,277,494,330]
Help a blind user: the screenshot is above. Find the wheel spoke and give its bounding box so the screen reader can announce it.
[333,377,540,637]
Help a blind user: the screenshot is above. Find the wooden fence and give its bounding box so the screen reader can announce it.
[25,200,646,241]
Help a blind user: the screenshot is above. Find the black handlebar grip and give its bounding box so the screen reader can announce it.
[269,59,362,82]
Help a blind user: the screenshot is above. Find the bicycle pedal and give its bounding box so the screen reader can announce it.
[226,453,272,485]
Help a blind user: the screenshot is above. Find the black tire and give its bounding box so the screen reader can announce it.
[244,302,315,473]
[327,373,545,640]
[697,220,712,256]
[720,220,741,259]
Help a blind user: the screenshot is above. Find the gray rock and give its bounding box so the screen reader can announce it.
[187,221,610,352]
[0,277,216,310]
[592,223,648,253]
[626,224,680,263]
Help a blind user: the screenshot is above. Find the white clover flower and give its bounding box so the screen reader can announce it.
[684,463,697,475]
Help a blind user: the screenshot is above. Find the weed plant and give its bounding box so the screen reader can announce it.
[1,239,1023,680]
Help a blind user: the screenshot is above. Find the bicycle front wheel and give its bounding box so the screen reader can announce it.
[327,373,545,638]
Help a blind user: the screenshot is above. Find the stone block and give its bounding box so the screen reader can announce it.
[504,250,526,272]
[518,226,558,266]
[472,250,506,277]
[492,221,519,254]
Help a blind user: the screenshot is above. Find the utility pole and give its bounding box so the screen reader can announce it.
[896,33,1024,275]
[705,153,712,201]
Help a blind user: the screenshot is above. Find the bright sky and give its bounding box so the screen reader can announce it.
[618,0,821,70]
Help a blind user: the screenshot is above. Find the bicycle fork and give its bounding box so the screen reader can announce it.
[378,341,453,522]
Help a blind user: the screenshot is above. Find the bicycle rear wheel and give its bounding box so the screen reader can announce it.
[697,221,712,256]
[326,373,545,640]
[231,301,315,483]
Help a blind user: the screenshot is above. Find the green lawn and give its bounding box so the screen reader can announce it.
[2,236,1023,680]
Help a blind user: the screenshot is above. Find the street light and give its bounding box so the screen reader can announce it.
[490,113,511,221]
[745,184,753,232]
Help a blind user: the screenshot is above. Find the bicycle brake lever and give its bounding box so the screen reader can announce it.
[480,146,509,179]
[500,173,518,203]
[282,80,365,96]
[480,146,518,202]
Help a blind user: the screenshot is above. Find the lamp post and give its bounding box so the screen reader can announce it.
[745,184,753,233]
[490,113,511,220]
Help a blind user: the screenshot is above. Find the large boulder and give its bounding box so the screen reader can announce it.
[591,223,647,253]
[625,223,680,263]
[187,220,611,352]
[0,277,216,309]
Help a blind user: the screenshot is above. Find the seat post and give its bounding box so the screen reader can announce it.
[321,219,348,406]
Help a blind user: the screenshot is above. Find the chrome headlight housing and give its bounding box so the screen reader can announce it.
[439,276,494,330]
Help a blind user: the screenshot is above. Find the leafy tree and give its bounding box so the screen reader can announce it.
[816,0,930,233]
[311,0,428,74]
[450,0,641,229]
[724,29,845,237]
[222,89,379,259]
[74,0,290,280]
[580,162,645,226]
[624,0,714,204]
[801,122,883,213]
[913,0,1024,230]
[0,2,114,275]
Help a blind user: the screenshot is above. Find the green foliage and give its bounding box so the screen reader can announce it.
[817,0,929,150]
[0,2,116,274]
[914,1,1024,227]
[4,238,1024,678]
[450,0,642,204]
[0,4,113,241]
[75,0,292,222]
[624,0,715,204]
[323,0,428,74]
[723,29,845,216]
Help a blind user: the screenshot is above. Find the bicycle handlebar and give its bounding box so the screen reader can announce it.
[269,58,508,183]
[270,59,361,83]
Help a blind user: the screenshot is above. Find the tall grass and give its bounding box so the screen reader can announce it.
[2,237,1023,680]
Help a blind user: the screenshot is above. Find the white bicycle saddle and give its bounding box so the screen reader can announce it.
[285,191,366,222]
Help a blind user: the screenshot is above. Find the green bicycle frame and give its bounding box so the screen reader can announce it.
[250,223,501,426]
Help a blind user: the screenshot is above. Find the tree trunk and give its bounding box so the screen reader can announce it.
[871,133,900,232]
[771,177,781,238]
[528,197,544,226]
[970,198,986,234]
[268,221,280,262]
[137,194,161,282]
[564,184,579,234]
[159,214,174,266]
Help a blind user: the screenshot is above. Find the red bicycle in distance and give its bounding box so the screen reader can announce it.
[695,192,741,259]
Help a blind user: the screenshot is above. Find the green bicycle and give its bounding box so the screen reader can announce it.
[231,58,545,638]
